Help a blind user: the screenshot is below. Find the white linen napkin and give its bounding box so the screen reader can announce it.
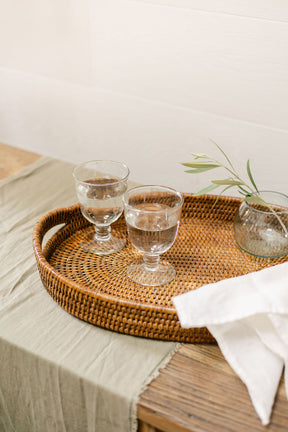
[173,261,288,425]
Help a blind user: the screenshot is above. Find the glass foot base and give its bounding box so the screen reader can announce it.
[80,229,126,255]
[127,261,176,286]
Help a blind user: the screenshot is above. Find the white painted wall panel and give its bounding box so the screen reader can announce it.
[0,0,90,83]
[137,0,288,22]
[0,0,287,196]
[0,67,287,195]
[90,0,288,130]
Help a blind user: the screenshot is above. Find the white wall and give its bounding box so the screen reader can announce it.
[0,0,287,194]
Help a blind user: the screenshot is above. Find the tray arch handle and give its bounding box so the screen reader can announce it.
[33,204,82,261]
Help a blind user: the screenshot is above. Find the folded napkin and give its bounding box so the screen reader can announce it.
[173,261,288,425]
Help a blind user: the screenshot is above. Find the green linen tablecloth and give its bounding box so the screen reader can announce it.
[0,157,178,432]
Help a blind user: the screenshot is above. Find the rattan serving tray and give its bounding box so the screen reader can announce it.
[33,193,287,343]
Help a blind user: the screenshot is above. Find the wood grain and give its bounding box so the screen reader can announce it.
[138,421,160,432]
[0,142,40,179]
[138,344,288,432]
[1,142,287,432]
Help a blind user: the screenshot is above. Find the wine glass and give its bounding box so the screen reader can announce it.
[73,160,130,255]
[123,185,184,286]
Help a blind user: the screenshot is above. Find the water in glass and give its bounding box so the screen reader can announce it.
[125,203,179,255]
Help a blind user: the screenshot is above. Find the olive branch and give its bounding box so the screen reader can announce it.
[181,141,288,235]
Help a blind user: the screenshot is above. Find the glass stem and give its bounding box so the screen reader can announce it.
[94,225,111,241]
[143,254,160,272]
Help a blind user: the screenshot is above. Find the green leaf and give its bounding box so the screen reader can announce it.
[209,138,235,170]
[182,143,264,207]
[212,185,235,207]
[238,185,251,195]
[246,160,259,193]
[238,190,250,197]
[181,162,219,169]
[211,178,244,186]
[189,153,211,160]
[245,195,268,207]
[184,167,219,174]
[193,184,220,196]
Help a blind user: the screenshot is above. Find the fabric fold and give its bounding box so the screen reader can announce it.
[173,262,288,425]
[0,157,178,432]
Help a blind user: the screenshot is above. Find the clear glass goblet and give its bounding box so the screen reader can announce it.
[73,160,130,255]
[124,185,184,286]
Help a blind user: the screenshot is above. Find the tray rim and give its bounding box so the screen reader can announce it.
[34,192,268,343]
[33,193,244,312]
[33,205,178,313]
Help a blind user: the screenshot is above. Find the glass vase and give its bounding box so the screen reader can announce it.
[233,191,288,258]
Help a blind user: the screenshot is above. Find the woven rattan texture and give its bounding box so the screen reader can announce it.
[33,194,288,343]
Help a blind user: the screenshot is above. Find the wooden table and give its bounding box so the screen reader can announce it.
[1,142,287,432]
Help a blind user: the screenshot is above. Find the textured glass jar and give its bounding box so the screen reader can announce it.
[233,191,288,258]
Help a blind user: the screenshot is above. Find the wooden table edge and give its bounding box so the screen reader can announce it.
[2,142,287,432]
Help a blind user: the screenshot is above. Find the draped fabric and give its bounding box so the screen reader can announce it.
[0,157,177,432]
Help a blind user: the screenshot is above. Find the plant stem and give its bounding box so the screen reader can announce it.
[207,157,288,236]
[255,195,288,237]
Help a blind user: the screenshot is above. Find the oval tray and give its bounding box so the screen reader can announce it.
[32,193,287,343]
